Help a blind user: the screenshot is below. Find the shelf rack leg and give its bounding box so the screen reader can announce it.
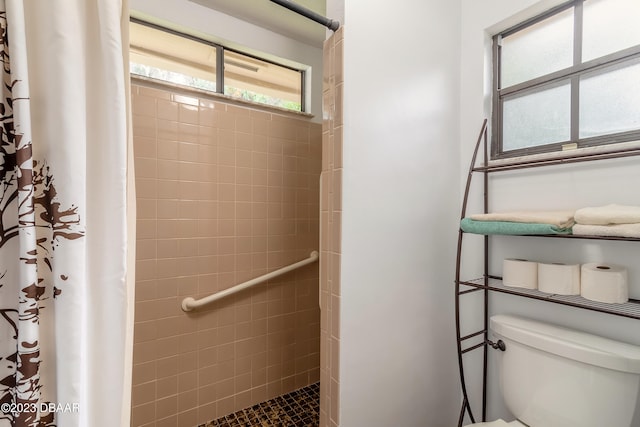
[455,119,488,426]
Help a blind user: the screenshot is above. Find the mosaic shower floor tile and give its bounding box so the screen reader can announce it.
[200,382,320,427]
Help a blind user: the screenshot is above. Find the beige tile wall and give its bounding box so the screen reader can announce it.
[320,27,343,427]
[131,82,322,427]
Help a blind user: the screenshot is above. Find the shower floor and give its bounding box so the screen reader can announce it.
[200,382,320,427]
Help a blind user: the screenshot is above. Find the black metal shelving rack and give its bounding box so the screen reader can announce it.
[454,119,640,427]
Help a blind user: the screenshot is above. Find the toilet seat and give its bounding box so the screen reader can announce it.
[464,419,526,427]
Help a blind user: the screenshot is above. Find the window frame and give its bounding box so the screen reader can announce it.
[130,18,306,113]
[491,0,640,159]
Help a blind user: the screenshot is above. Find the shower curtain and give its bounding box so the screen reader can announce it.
[0,1,134,426]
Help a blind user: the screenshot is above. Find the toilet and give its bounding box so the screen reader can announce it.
[466,314,640,427]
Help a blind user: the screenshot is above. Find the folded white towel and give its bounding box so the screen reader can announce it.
[575,204,640,225]
[573,223,640,238]
[469,210,575,228]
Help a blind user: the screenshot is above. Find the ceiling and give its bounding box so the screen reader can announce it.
[188,0,327,47]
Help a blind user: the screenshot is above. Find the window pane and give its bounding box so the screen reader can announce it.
[501,8,574,88]
[503,83,571,151]
[224,51,302,111]
[580,61,640,138]
[130,22,217,91]
[583,0,640,62]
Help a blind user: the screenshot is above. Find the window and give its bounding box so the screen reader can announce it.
[492,0,640,158]
[129,20,304,112]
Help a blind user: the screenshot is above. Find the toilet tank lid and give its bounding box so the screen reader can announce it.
[490,315,640,374]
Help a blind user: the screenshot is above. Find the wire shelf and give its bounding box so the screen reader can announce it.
[461,231,640,242]
[472,146,640,173]
[459,277,640,320]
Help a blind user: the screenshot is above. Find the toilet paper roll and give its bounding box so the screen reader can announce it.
[503,258,538,289]
[581,263,628,304]
[538,262,581,295]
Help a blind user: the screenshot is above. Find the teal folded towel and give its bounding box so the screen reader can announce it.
[460,218,573,235]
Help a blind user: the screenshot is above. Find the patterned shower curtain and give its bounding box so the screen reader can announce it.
[0,1,134,426]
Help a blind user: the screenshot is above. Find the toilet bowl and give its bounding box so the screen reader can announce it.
[465,419,525,427]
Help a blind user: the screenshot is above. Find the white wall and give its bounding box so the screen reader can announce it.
[338,1,462,425]
[129,0,324,121]
[460,0,640,423]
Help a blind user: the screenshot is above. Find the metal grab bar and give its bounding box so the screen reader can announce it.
[181,251,319,312]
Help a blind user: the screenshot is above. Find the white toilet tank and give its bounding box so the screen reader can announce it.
[490,314,640,427]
